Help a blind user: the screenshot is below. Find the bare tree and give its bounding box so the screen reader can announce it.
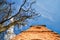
[0,0,40,33]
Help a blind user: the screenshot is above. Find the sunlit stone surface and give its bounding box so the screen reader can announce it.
[11,25,60,40]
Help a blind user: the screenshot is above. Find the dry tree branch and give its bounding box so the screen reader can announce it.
[0,0,27,33]
[0,16,28,33]
[0,0,37,33]
[22,0,36,12]
[0,0,26,24]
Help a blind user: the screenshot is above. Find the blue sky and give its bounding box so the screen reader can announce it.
[34,0,60,34]
[6,0,60,34]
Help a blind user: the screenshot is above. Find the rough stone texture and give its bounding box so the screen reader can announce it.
[11,25,60,40]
